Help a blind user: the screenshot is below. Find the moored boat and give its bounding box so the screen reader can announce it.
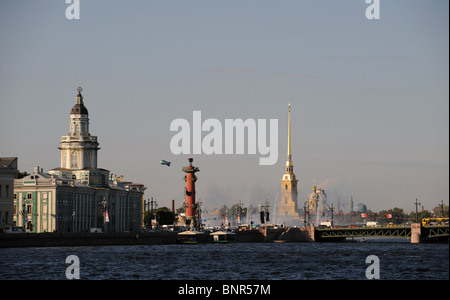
[210,231,236,243]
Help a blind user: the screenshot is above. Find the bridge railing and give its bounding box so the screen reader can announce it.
[316,226,411,239]
[315,225,449,243]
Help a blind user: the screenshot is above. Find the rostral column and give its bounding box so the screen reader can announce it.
[182,158,200,230]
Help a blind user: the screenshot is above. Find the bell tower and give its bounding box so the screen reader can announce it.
[278,103,300,219]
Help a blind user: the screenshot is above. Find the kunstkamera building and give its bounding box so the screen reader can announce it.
[13,88,146,233]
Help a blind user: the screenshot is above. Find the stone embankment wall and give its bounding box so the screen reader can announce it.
[0,232,178,248]
[1,226,317,248]
[236,227,315,242]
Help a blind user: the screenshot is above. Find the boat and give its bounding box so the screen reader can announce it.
[210,231,236,243]
[177,230,207,244]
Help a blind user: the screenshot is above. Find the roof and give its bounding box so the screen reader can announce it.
[178,230,205,235]
[210,231,236,236]
[0,157,18,169]
[70,92,88,115]
[70,103,89,115]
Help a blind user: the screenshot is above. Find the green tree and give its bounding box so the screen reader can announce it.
[365,209,378,221]
[409,210,431,223]
[16,171,30,179]
[144,207,176,227]
[377,207,408,225]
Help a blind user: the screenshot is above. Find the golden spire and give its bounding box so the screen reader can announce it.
[287,103,291,159]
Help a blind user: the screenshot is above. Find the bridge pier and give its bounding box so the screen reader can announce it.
[411,223,421,244]
[307,225,316,242]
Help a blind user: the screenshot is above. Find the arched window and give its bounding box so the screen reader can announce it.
[71,151,78,169]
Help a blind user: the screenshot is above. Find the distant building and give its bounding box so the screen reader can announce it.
[0,157,18,231]
[13,88,146,233]
[353,202,367,213]
[307,182,329,213]
[277,104,301,222]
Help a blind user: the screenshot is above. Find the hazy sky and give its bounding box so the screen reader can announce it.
[1,0,448,213]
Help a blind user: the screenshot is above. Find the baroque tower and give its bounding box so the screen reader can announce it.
[278,103,300,220]
[59,87,99,170]
[49,87,109,187]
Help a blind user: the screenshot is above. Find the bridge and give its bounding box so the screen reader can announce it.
[315,225,449,243]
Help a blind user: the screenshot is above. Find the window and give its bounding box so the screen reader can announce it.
[27,193,32,200]
[285,185,288,190]
[71,151,78,169]
[63,151,67,168]
[27,205,32,214]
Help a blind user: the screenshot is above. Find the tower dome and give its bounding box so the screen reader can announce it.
[354,203,367,213]
[70,87,89,115]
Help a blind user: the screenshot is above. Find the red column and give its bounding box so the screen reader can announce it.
[183,158,199,227]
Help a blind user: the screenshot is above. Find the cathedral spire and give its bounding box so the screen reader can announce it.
[278,102,299,221]
[285,103,294,174]
[287,103,292,160]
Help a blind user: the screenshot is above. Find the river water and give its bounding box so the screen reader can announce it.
[0,238,448,280]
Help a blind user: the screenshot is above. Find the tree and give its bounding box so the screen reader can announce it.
[16,171,30,179]
[409,210,431,223]
[377,207,408,225]
[365,209,378,221]
[157,207,176,225]
[144,207,176,227]
[432,203,449,217]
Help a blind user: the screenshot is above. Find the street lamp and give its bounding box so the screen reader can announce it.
[330,203,335,227]
[414,198,421,223]
[150,197,158,229]
[100,196,108,232]
[303,201,308,227]
[20,196,32,233]
[72,211,76,233]
[438,200,445,217]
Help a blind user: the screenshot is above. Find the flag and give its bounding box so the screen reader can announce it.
[105,210,110,222]
[387,214,392,218]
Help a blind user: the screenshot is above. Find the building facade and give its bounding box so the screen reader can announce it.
[0,157,18,231]
[13,88,145,233]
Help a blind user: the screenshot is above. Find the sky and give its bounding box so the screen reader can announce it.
[0,0,448,214]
